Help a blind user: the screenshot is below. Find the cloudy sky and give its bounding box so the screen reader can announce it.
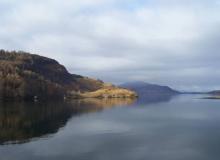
[0,0,220,91]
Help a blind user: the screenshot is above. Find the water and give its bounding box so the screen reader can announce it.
[0,95,220,160]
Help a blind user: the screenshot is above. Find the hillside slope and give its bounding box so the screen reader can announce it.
[0,50,105,100]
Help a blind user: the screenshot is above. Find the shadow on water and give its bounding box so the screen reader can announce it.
[0,98,136,145]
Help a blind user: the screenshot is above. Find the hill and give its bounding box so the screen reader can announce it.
[0,50,117,101]
[120,81,180,97]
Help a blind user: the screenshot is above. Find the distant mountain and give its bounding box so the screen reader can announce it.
[0,50,134,101]
[119,81,180,97]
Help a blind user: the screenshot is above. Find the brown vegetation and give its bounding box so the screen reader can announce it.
[0,50,104,101]
[68,84,138,99]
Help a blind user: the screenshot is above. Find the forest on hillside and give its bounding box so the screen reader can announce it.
[0,50,104,101]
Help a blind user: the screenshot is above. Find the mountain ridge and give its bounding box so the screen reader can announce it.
[119,81,180,97]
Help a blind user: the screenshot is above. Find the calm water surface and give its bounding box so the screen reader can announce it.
[0,95,220,160]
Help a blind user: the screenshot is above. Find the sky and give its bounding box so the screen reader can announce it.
[0,0,220,91]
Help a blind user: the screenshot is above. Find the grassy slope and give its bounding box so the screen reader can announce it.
[69,85,137,99]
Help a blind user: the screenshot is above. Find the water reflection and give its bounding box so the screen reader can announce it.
[2,95,219,160]
[135,94,177,105]
[0,98,136,145]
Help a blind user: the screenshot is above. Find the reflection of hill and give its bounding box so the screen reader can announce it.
[0,102,74,145]
[0,98,136,145]
[135,94,176,105]
[69,98,136,112]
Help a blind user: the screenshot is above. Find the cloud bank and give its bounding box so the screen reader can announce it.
[0,0,220,91]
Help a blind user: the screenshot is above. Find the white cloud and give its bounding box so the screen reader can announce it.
[0,0,220,90]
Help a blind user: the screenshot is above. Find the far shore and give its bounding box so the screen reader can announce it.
[202,96,220,100]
